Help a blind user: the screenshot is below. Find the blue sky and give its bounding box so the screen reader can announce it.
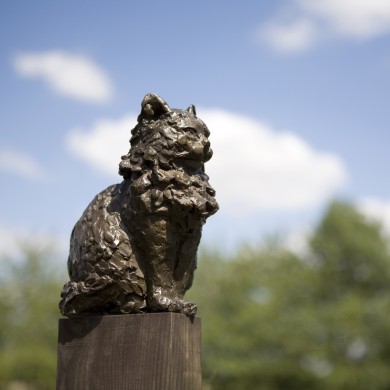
[1,0,390,256]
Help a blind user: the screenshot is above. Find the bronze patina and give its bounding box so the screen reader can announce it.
[60,94,218,317]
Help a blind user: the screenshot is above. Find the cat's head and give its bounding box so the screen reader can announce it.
[119,93,213,178]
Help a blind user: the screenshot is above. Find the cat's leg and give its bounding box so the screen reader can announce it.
[133,215,197,316]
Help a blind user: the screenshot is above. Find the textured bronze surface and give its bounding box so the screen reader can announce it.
[59,93,218,317]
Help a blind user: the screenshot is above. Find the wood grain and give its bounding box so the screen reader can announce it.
[56,313,201,390]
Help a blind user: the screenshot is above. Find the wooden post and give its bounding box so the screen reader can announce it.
[56,313,201,390]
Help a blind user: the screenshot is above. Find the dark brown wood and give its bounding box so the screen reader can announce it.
[56,313,201,390]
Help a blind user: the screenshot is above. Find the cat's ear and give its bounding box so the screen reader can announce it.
[187,104,196,116]
[140,93,171,119]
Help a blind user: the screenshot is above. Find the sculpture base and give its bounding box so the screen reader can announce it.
[56,313,201,390]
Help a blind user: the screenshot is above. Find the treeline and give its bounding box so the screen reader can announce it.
[1,202,390,389]
[0,244,62,390]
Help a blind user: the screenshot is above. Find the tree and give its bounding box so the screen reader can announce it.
[308,202,390,389]
[0,244,66,390]
[311,202,390,297]
[189,202,390,389]
[2,201,390,389]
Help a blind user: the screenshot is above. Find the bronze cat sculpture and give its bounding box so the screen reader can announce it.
[59,93,218,317]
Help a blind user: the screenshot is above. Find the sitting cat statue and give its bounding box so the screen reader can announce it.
[59,93,218,317]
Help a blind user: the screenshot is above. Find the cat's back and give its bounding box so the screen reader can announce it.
[67,183,136,281]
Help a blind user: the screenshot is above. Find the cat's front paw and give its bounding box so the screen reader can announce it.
[148,293,197,317]
[180,300,197,317]
[167,298,197,317]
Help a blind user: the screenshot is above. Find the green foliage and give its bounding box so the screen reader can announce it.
[190,201,390,389]
[2,201,390,389]
[0,244,65,390]
[310,202,390,296]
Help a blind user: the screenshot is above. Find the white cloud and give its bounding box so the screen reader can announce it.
[0,221,67,258]
[65,109,347,216]
[300,0,390,39]
[66,115,137,175]
[202,109,346,214]
[357,197,390,237]
[259,18,317,53]
[0,149,46,180]
[13,51,113,103]
[259,0,390,53]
